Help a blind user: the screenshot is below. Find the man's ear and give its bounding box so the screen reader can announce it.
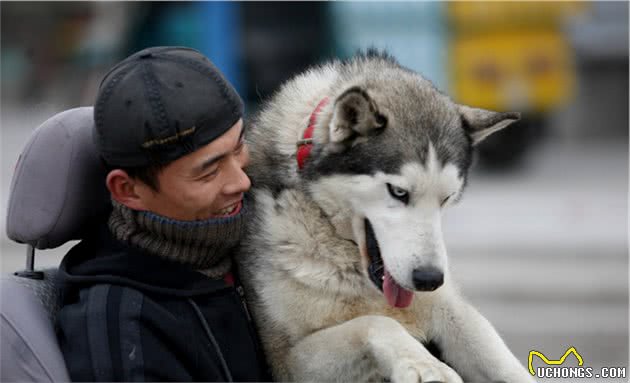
[329,87,387,148]
[106,169,147,210]
[458,105,520,146]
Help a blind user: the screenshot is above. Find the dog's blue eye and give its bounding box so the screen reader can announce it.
[386,183,409,204]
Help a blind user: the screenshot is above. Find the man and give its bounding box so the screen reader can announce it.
[56,46,269,381]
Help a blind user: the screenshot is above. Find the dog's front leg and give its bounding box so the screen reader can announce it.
[433,299,535,383]
[286,315,462,383]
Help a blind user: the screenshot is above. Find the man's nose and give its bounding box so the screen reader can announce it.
[223,160,251,195]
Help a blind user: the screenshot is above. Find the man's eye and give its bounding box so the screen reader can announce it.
[386,183,409,204]
[200,169,219,180]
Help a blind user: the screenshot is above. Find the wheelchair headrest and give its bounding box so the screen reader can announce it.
[6,107,110,249]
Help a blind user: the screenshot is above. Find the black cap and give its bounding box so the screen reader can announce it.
[94,46,244,167]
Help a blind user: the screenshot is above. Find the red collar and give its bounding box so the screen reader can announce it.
[296,97,329,170]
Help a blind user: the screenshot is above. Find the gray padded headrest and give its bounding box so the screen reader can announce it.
[5,107,110,249]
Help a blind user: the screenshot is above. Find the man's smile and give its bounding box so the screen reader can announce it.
[211,199,243,217]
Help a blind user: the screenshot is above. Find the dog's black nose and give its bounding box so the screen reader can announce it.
[412,267,444,291]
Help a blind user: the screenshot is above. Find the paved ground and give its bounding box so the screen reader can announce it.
[2,104,628,382]
[444,140,629,382]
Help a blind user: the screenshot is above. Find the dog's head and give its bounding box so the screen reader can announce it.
[302,55,519,308]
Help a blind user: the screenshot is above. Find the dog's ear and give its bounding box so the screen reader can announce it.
[458,105,520,146]
[329,87,386,146]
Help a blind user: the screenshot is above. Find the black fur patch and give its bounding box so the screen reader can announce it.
[301,141,404,180]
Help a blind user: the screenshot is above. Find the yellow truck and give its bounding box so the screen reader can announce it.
[447,2,584,168]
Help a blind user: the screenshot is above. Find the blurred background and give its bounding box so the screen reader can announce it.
[1,2,628,382]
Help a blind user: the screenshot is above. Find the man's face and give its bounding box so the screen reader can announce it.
[134,119,251,221]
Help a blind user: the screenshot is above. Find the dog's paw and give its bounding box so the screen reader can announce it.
[390,358,463,383]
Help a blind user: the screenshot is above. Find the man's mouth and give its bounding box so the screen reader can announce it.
[365,219,415,309]
[212,200,242,217]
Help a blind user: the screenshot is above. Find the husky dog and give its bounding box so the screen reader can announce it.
[238,52,534,383]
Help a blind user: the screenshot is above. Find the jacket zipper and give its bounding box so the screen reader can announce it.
[235,285,252,322]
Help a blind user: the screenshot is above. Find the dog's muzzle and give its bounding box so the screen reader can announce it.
[365,219,444,292]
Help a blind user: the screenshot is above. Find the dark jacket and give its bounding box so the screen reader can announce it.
[56,224,270,382]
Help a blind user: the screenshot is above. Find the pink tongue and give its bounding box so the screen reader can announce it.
[383,269,414,308]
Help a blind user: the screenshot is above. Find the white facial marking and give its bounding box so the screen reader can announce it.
[309,143,464,290]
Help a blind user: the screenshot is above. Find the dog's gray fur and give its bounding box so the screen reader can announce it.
[238,51,533,383]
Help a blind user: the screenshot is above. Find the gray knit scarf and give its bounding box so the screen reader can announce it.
[108,198,247,278]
